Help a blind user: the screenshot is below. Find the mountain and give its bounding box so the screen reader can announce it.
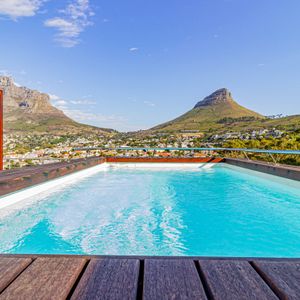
[152,88,264,132]
[0,76,115,135]
[150,88,300,134]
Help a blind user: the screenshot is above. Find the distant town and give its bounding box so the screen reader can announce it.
[4,126,297,169]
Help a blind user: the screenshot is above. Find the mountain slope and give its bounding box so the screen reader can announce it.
[152,88,265,132]
[0,76,115,135]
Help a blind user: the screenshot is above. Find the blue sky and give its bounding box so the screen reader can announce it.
[0,0,300,131]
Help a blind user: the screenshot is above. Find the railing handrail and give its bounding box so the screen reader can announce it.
[73,147,300,155]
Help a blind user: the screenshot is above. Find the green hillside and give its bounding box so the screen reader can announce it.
[151,88,300,133]
[1,76,116,136]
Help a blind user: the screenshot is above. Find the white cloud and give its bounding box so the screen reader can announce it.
[49,94,128,130]
[70,99,96,105]
[49,94,69,108]
[49,94,60,101]
[64,109,124,122]
[143,100,155,107]
[0,69,11,76]
[0,0,44,19]
[44,0,94,47]
[63,108,129,130]
[54,99,68,106]
[129,47,139,52]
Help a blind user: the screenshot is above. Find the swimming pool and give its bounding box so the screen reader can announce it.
[0,163,300,257]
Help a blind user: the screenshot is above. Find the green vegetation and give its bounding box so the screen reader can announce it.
[222,132,300,165]
[217,116,259,124]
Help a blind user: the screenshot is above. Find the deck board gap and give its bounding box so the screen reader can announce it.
[194,260,214,300]
[136,259,144,300]
[0,258,34,295]
[249,261,281,299]
[66,259,91,300]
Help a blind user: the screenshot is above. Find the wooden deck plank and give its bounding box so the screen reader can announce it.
[71,258,139,300]
[143,259,207,300]
[253,261,300,299]
[0,257,86,300]
[199,260,277,300]
[0,257,32,293]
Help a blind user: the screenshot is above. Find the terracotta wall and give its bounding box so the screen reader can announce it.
[106,157,224,163]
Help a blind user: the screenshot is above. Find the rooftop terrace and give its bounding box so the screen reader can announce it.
[0,156,300,299]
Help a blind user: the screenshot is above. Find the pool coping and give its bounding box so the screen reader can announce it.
[0,157,223,196]
[225,157,300,181]
[0,157,105,196]
[0,156,299,197]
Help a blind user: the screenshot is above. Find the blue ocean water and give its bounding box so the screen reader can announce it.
[0,164,300,257]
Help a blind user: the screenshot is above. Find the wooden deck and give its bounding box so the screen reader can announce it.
[0,157,105,196]
[0,255,299,299]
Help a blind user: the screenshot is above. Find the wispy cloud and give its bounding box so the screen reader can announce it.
[0,69,11,76]
[50,94,128,130]
[49,94,69,109]
[70,99,96,105]
[49,94,60,101]
[0,0,44,19]
[54,99,68,106]
[143,100,155,107]
[129,47,139,52]
[64,109,126,124]
[44,0,94,47]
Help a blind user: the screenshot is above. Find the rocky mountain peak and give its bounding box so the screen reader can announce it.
[0,76,14,88]
[0,75,65,117]
[0,76,114,135]
[194,88,233,108]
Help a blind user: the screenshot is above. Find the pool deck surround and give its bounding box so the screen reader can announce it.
[1,156,300,197]
[0,255,299,299]
[0,157,223,196]
[0,158,300,298]
[225,158,300,181]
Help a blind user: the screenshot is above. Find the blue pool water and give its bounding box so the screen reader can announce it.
[0,164,300,257]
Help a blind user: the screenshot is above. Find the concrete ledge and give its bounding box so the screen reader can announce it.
[0,157,105,196]
[225,158,300,181]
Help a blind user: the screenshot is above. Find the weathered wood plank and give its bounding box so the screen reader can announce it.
[143,259,207,300]
[0,257,32,293]
[199,260,277,300]
[0,257,86,300]
[71,258,139,300]
[253,261,300,299]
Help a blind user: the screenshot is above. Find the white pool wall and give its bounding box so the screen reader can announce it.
[0,162,216,211]
[0,163,110,210]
